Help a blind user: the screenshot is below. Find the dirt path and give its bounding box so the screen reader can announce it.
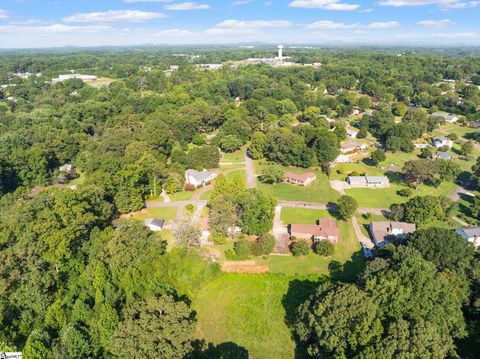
[330,180,346,195]
[160,190,170,203]
[222,260,269,273]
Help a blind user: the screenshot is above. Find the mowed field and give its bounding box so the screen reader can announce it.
[193,274,318,359]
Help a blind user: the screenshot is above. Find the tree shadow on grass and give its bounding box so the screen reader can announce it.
[282,276,328,359]
[192,340,249,359]
[328,251,366,283]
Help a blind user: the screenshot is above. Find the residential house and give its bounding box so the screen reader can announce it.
[289,218,340,243]
[346,128,359,138]
[185,169,217,187]
[432,137,453,149]
[369,221,416,248]
[284,172,317,186]
[431,112,458,123]
[340,140,368,154]
[334,154,354,163]
[432,151,452,160]
[346,176,390,188]
[144,218,165,232]
[415,143,430,149]
[455,227,480,248]
[351,107,361,116]
[385,164,401,172]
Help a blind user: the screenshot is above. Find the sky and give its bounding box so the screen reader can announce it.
[0,0,479,48]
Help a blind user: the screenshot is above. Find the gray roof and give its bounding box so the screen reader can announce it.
[370,221,416,247]
[347,175,389,185]
[386,164,401,172]
[431,112,456,120]
[433,136,448,142]
[347,176,367,185]
[436,151,451,160]
[145,218,165,228]
[185,169,216,183]
[456,227,480,238]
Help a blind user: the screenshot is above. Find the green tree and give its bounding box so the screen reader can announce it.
[220,135,243,152]
[260,165,284,184]
[337,195,358,220]
[258,233,276,255]
[110,295,196,359]
[174,214,202,248]
[292,241,310,256]
[236,189,276,235]
[402,195,443,225]
[310,129,340,169]
[370,149,386,166]
[314,240,334,257]
[248,131,267,160]
[460,141,474,157]
[234,238,252,259]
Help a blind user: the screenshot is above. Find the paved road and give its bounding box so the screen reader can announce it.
[351,216,375,248]
[244,150,257,189]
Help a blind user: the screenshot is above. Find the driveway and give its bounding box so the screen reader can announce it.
[351,216,375,249]
[272,205,289,254]
[244,150,257,189]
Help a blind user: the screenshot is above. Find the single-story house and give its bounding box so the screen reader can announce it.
[284,172,317,186]
[415,143,430,149]
[351,108,361,116]
[346,175,390,188]
[144,218,165,231]
[289,218,340,243]
[432,137,453,149]
[185,169,217,187]
[455,227,480,247]
[370,221,416,248]
[385,164,401,172]
[432,151,452,160]
[59,164,75,173]
[431,112,458,123]
[346,128,359,138]
[334,154,354,164]
[340,141,368,154]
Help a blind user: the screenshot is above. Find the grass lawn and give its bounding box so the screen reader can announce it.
[280,208,330,224]
[193,273,318,359]
[221,150,245,163]
[200,190,212,200]
[267,221,365,278]
[346,181,457,208]
[226,169,246,181]
[170,190,196,201]
[218,164,245,170]
[256,166,339,203]
[129,206,178,221]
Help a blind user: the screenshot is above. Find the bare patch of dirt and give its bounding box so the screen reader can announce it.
[222,260,269,273]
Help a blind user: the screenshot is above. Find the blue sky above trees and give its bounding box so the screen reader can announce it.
[0,0,479,48]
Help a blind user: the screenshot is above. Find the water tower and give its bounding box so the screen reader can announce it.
[277,45,283,60]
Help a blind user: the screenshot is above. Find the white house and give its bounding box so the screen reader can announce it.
[370,221,416,248]
[144,218,165,231]
[346,128,359,138]
[185,169,217,187]
[340,141,368,154]
[455,227,480,247]
[346,176,390,188]
[431,112,458,123]
[52,74,97,83]
[432,137,453,149]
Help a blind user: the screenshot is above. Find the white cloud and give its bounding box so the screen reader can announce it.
[305,20,399,29]
[367,21,399,29]
[233,0,254,5]
[359,7,374,12]
[63,10,166,23]
[0,9,8,19]
[165,2,210,10]
[417,19,455,26]
[305,20,359,29]
[214,19,292,30]
[0,24,111,34]
[289,0,360,11]
[379,0,479,9]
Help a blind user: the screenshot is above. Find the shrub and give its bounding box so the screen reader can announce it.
[184,183,196,192]
[258,233,276,255]
[225,249,236,260]
[234,238,252,260]
[250,241,263,256]
[185,204,194,213]
[291,241,310,256]
[397,188,413,197]
[350,170,361,177]
[314,240,334,257]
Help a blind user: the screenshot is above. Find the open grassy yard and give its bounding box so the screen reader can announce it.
[267,221,365,277]
[226,169,246,181]
[280,207,330,224]
[221,150,245,163]
[129,206,178,221]
[346,180,457,208]
[256,165,340,203]
[193,274,318,359]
